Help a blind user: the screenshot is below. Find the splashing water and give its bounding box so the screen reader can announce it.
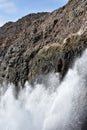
[0,50,87,130]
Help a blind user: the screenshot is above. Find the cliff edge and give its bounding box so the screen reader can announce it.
[0,0,87,86]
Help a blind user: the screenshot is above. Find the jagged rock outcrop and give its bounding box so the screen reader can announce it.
[0,0,87,86]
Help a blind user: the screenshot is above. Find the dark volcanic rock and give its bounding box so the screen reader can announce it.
[0,0,87,86]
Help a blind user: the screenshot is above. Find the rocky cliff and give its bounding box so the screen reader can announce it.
[0,0,87,86]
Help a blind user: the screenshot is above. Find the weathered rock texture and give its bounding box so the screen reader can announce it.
[0,0,87,86]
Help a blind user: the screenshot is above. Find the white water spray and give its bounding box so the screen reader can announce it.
[0,49,87,130]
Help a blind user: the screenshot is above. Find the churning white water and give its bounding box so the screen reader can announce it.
[0,50,87,130]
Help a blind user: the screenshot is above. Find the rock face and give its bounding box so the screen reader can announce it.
[0,0,87,86]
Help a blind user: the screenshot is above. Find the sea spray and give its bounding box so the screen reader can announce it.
[0,50,87,130]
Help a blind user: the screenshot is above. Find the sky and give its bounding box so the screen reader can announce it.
[0,0,68,27]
